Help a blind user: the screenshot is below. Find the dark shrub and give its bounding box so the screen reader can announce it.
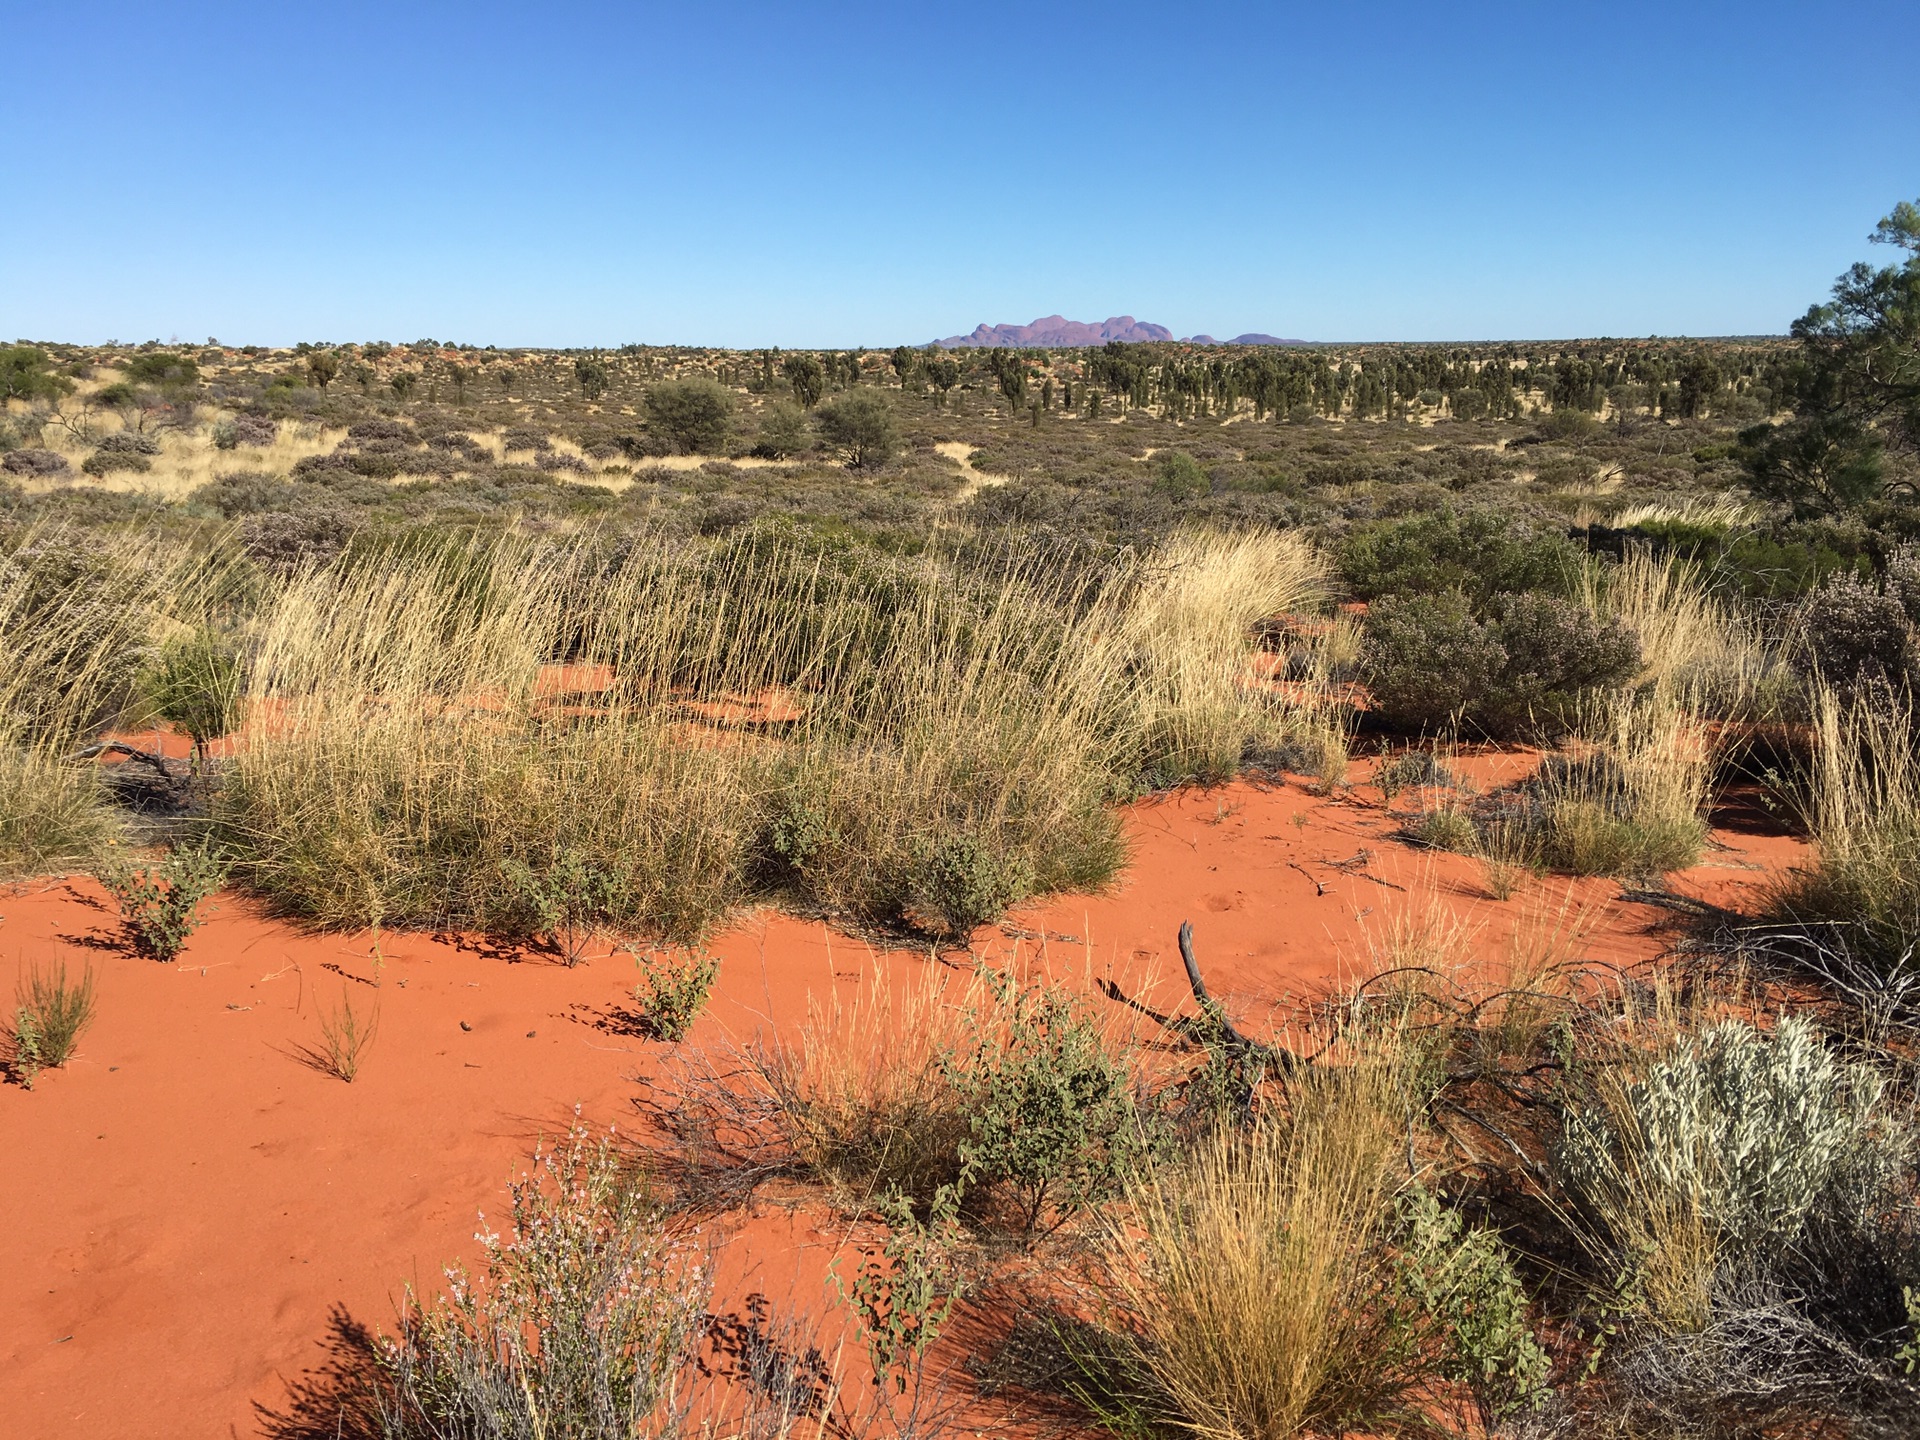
[193,471,301,517]
[749,401,811,459]
[1152,450,1211,501]
[502,426,549,453]
[1798,577,1917,697]
[1338,509,1583,604]
[1481,592,1642,732]
[347,419,411,444]
[813,391,899,469]
[1361,592,1508,733]
[96,432,161,456]
[232,414,277,446]
[2,448,69,476]
[240,506,358,572]
[1362,590,1641,737]
[644,379,735,455]
[82,450,153,477]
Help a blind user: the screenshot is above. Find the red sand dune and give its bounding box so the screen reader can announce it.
[0,761,1806,1438]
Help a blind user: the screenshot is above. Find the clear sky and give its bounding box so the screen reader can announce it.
[2,1,1914,348]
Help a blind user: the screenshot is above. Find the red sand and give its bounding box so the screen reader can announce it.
[1,763,1808,1439]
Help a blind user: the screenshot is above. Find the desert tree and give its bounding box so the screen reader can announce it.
[814,390,899,468]
[1741,197,1920,514]
[783,353,826,408]
[0,346,72,402]
[644,378,734,453]
[924,355,960,406]
[305,349,340,389]
[574,355,611,401]
[495,364,517,397]
[390,370,418,401]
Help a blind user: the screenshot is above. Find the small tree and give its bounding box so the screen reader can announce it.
[0,345,72,402]
[574,354,611,401]
[750,400,811,458]
[783,353,826,409]
[305,350,340,389]
[890,345,917,385]
[494,365,516,397]
[644,378,734,454]
[924,356,960,406]
[389,370,418,401]
[814,391,899,469]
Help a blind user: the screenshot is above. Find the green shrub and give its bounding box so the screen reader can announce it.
[1360,590,1640,737]
[632,946,717,1042]
[1151,451,1211,501]
[946,971,1155,1236]
[1338,509,1583,605]
[814,391,900,468]
[1393,1186,1550,1425]
[643,378,734,454]
[142,627,243,766]
[7,961,96,1088]
[748,400,811,459]
[499,846,625,965]
[909,831,1035,941]
[100,843,230,960]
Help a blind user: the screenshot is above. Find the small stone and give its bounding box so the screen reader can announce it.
[459,1021,472,1032]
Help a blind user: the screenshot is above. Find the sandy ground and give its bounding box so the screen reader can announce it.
[0,761,1806,1439]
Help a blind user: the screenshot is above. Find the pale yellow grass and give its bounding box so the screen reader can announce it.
[25,411,346,500]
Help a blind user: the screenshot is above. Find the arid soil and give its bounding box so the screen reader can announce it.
[0,761,1805,1440]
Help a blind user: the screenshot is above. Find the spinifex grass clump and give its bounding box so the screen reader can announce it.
[214,524,1340,943]
[0,525,229,875]
[101,842,230,960]
[7,961,97,1088]
[1416,691,1711,878]
[1773,688,1920,976]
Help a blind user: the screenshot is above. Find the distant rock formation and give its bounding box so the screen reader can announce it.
[932,315,1176,348]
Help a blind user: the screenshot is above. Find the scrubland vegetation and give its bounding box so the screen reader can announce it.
[13,199,1920,1438]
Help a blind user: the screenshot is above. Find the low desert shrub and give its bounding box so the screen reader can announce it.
[1362,589,1641,738]
[99,842,230,960]
[946,970,1157,1236]
[1798,573,1917,699]
[1554,1013,1919,1430]
[500,846,626,965]
[632,946,718,1042]
[239,505,358,572]
[1338,508,1583,605]
[7,961,96,1088]
[2,448,69,476]
[368,1123,711,1439]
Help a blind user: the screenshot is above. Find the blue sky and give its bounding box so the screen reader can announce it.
[2,1,1914,347]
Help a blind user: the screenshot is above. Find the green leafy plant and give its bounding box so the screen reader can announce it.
[100,842,230,960]
[142,627,243,770]
[1393,1185,1550,1425]
[7,961,97,1088]
[632,946,718,1042]
[946,970,1155,1236]
[369,1122,710,1437]
[500,848,625,965]
[836,1185,966,1395]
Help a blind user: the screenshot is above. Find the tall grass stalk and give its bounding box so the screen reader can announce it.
[1104,1048,1421,1439]
[1775,687,1920,968]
